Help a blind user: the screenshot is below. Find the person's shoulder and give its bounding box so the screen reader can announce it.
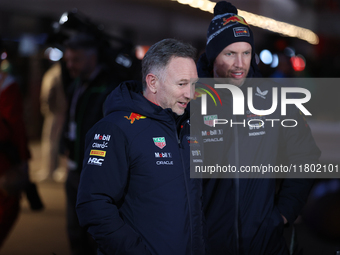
[89,110,154,146]
[102,110,152,131]
[87,111,129,137]
[99,110,129,124]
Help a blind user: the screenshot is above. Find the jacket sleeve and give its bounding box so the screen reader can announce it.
[76,120,151,255]
[276,104,321,224]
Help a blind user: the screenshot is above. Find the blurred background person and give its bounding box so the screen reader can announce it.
[61,32,119,255]
[37,61,68,182]
[0,50,43,249]
[0,57,28,250]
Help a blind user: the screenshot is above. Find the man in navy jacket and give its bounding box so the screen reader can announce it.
[76,38,204,255]
[196,1,321,254]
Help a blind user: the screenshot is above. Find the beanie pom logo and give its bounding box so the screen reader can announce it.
[223,15,248,27]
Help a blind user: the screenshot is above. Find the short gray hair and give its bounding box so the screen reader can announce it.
[142,38,197,89]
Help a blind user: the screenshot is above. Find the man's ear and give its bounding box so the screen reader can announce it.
[145,73,158,94]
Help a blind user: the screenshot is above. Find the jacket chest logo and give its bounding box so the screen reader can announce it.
[153,137,166,149]
[204,115,218,127]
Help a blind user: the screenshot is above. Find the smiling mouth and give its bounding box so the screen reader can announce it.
[230,72,244,79]
[178,102,188,108]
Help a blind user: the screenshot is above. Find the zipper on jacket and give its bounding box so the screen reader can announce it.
[167,109,194,254]
[232,102,240,255]
[176,121,194,255]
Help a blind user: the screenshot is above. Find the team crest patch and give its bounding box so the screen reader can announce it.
[204,115,218,127]
[233,27,250,37]
[153,137,166,149]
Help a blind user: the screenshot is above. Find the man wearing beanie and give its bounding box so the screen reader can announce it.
[196,1,320,254]
[198,1,261,83]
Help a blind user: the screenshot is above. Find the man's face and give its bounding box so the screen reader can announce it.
[213,42,252,87]
[64,48,96,80]
[154,57,197,115]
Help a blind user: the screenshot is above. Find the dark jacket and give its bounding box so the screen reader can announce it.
[197,53,321,255]
[76,81,204,255]
[62,67,117,173]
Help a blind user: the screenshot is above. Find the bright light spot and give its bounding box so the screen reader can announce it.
[0,59,10,72]
[173,0,319,44]
[52,22,60,30]
[1,52,7,60]
[291,55,306,71]
[135,45,150,60]
[59,13,69,25]
[45,47,63,61]
[19,34,38,56]
[271,54,279,68]
[260,49,273,65]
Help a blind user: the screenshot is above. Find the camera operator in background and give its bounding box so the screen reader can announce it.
[61,32,119,255]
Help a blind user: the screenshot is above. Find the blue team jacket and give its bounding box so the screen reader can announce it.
[76,81,204,255]
[196,53,321,255]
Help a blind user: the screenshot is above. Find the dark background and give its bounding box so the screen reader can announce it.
[0,0,339,254]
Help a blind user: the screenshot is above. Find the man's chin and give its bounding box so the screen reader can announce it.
[232,78,246,87]
[173,108,185,116]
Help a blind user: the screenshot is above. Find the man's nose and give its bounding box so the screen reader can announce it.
[184,84,192,100]
[234,54,244,68]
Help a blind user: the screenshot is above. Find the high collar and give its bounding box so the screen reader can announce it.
[104,80,190,123]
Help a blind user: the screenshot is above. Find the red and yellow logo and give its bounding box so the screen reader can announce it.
[236,29,248,34]
[124,112,146,124]
[223,15,248,26]
[90,150,106,157]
